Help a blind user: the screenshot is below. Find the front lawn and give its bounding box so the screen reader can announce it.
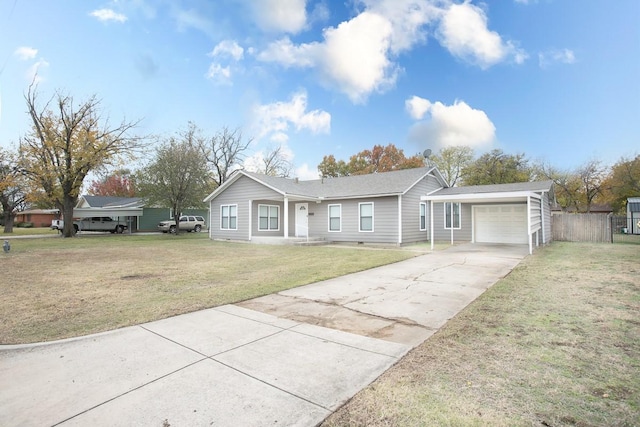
[323,242,640,426]
[0,234,417,344]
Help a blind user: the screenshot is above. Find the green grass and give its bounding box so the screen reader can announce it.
[323,242,640,427]
[0,233,418,344]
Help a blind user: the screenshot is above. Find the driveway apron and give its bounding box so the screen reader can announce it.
[0,243,527,426]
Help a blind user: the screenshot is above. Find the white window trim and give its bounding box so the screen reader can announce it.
[359,202,374,232]
[444,202,461,230]
[328,204,342,232]
[419,202,427,231]
[258,204,280,231]
[220,204,237,230]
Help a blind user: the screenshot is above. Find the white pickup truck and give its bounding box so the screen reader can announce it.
[51,217,128,234]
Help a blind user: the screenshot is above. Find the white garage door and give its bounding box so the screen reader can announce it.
[474,205,528,244]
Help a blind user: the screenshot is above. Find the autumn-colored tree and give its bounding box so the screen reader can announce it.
[318,144,425,177]
[0,147,28,233]
[535,161,582,211]
[136,124,212,235]
[88,169,136,197]
[461,149,533,185]
[317,155,350,178]
[429,146,474,187]
[601,155,640,213]
[19,86,142,237]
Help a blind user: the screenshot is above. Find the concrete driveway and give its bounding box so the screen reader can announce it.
[0,243,527,426]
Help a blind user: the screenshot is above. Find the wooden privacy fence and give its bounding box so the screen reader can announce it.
[552,213,611,243]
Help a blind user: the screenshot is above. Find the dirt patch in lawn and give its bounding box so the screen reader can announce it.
[322,242,640,427]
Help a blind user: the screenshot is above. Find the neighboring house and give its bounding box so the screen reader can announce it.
[75,196,209,231]
[627,197,640,234]
[203,167,554,254]
[14,209,59,227]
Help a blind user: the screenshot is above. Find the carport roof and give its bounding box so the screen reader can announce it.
[422,180,553,204]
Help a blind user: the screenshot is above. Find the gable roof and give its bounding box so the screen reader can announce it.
[204,167,447,202]
[78,196,145,208]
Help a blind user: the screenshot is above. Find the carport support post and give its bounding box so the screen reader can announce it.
[430,200,434,251]
[283,196,289,239]
[527,196,533,255]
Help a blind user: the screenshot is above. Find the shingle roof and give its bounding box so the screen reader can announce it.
[242,167,441,199]
[81,196,145,208]
[430,180,554,196]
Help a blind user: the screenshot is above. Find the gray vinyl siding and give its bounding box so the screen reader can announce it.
[210,175,283,241]
[401,175,442,244]
[432,202,472,242]
[310,196,400,244]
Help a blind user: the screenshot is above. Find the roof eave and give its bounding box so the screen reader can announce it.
[422,190,543,202]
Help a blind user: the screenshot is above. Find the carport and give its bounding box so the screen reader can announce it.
[72,207,144,232]
[422,181,554,255]
[73,196,145,232]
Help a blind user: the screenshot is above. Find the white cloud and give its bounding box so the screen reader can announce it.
[248,0,307,34]
[26,59,50,84]
[14,46,38,61]
[538,48,576,68]
[295,163,320,180]
[210,40,244,61]
[258,11,398,103]
[205,63,232,85]
[252,90,331,142]
[257,37,317,68]
[436,1,527,69]
[90,8,128,23]
[405,95,432,120]
[407,97,495,148]
[358,0,441,54]
[318,12,397,103]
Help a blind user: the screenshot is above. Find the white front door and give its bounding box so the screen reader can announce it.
[295,203,308,237]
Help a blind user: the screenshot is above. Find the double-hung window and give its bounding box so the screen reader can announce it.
[328,204,341,232]
[359,202,374,232]
[444,202,461,229]
[220,204,237,230]
[258,204,279,231]
[420,202,427,231]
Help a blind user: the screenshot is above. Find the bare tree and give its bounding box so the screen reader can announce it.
[20,85,143,237]
[577,159,605,213]
[201,126,252,187]
[247,146,293,177]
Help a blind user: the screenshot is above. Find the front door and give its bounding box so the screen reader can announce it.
[295,203,308,237]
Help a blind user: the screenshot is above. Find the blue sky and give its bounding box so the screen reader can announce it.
[0,0,638,180]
